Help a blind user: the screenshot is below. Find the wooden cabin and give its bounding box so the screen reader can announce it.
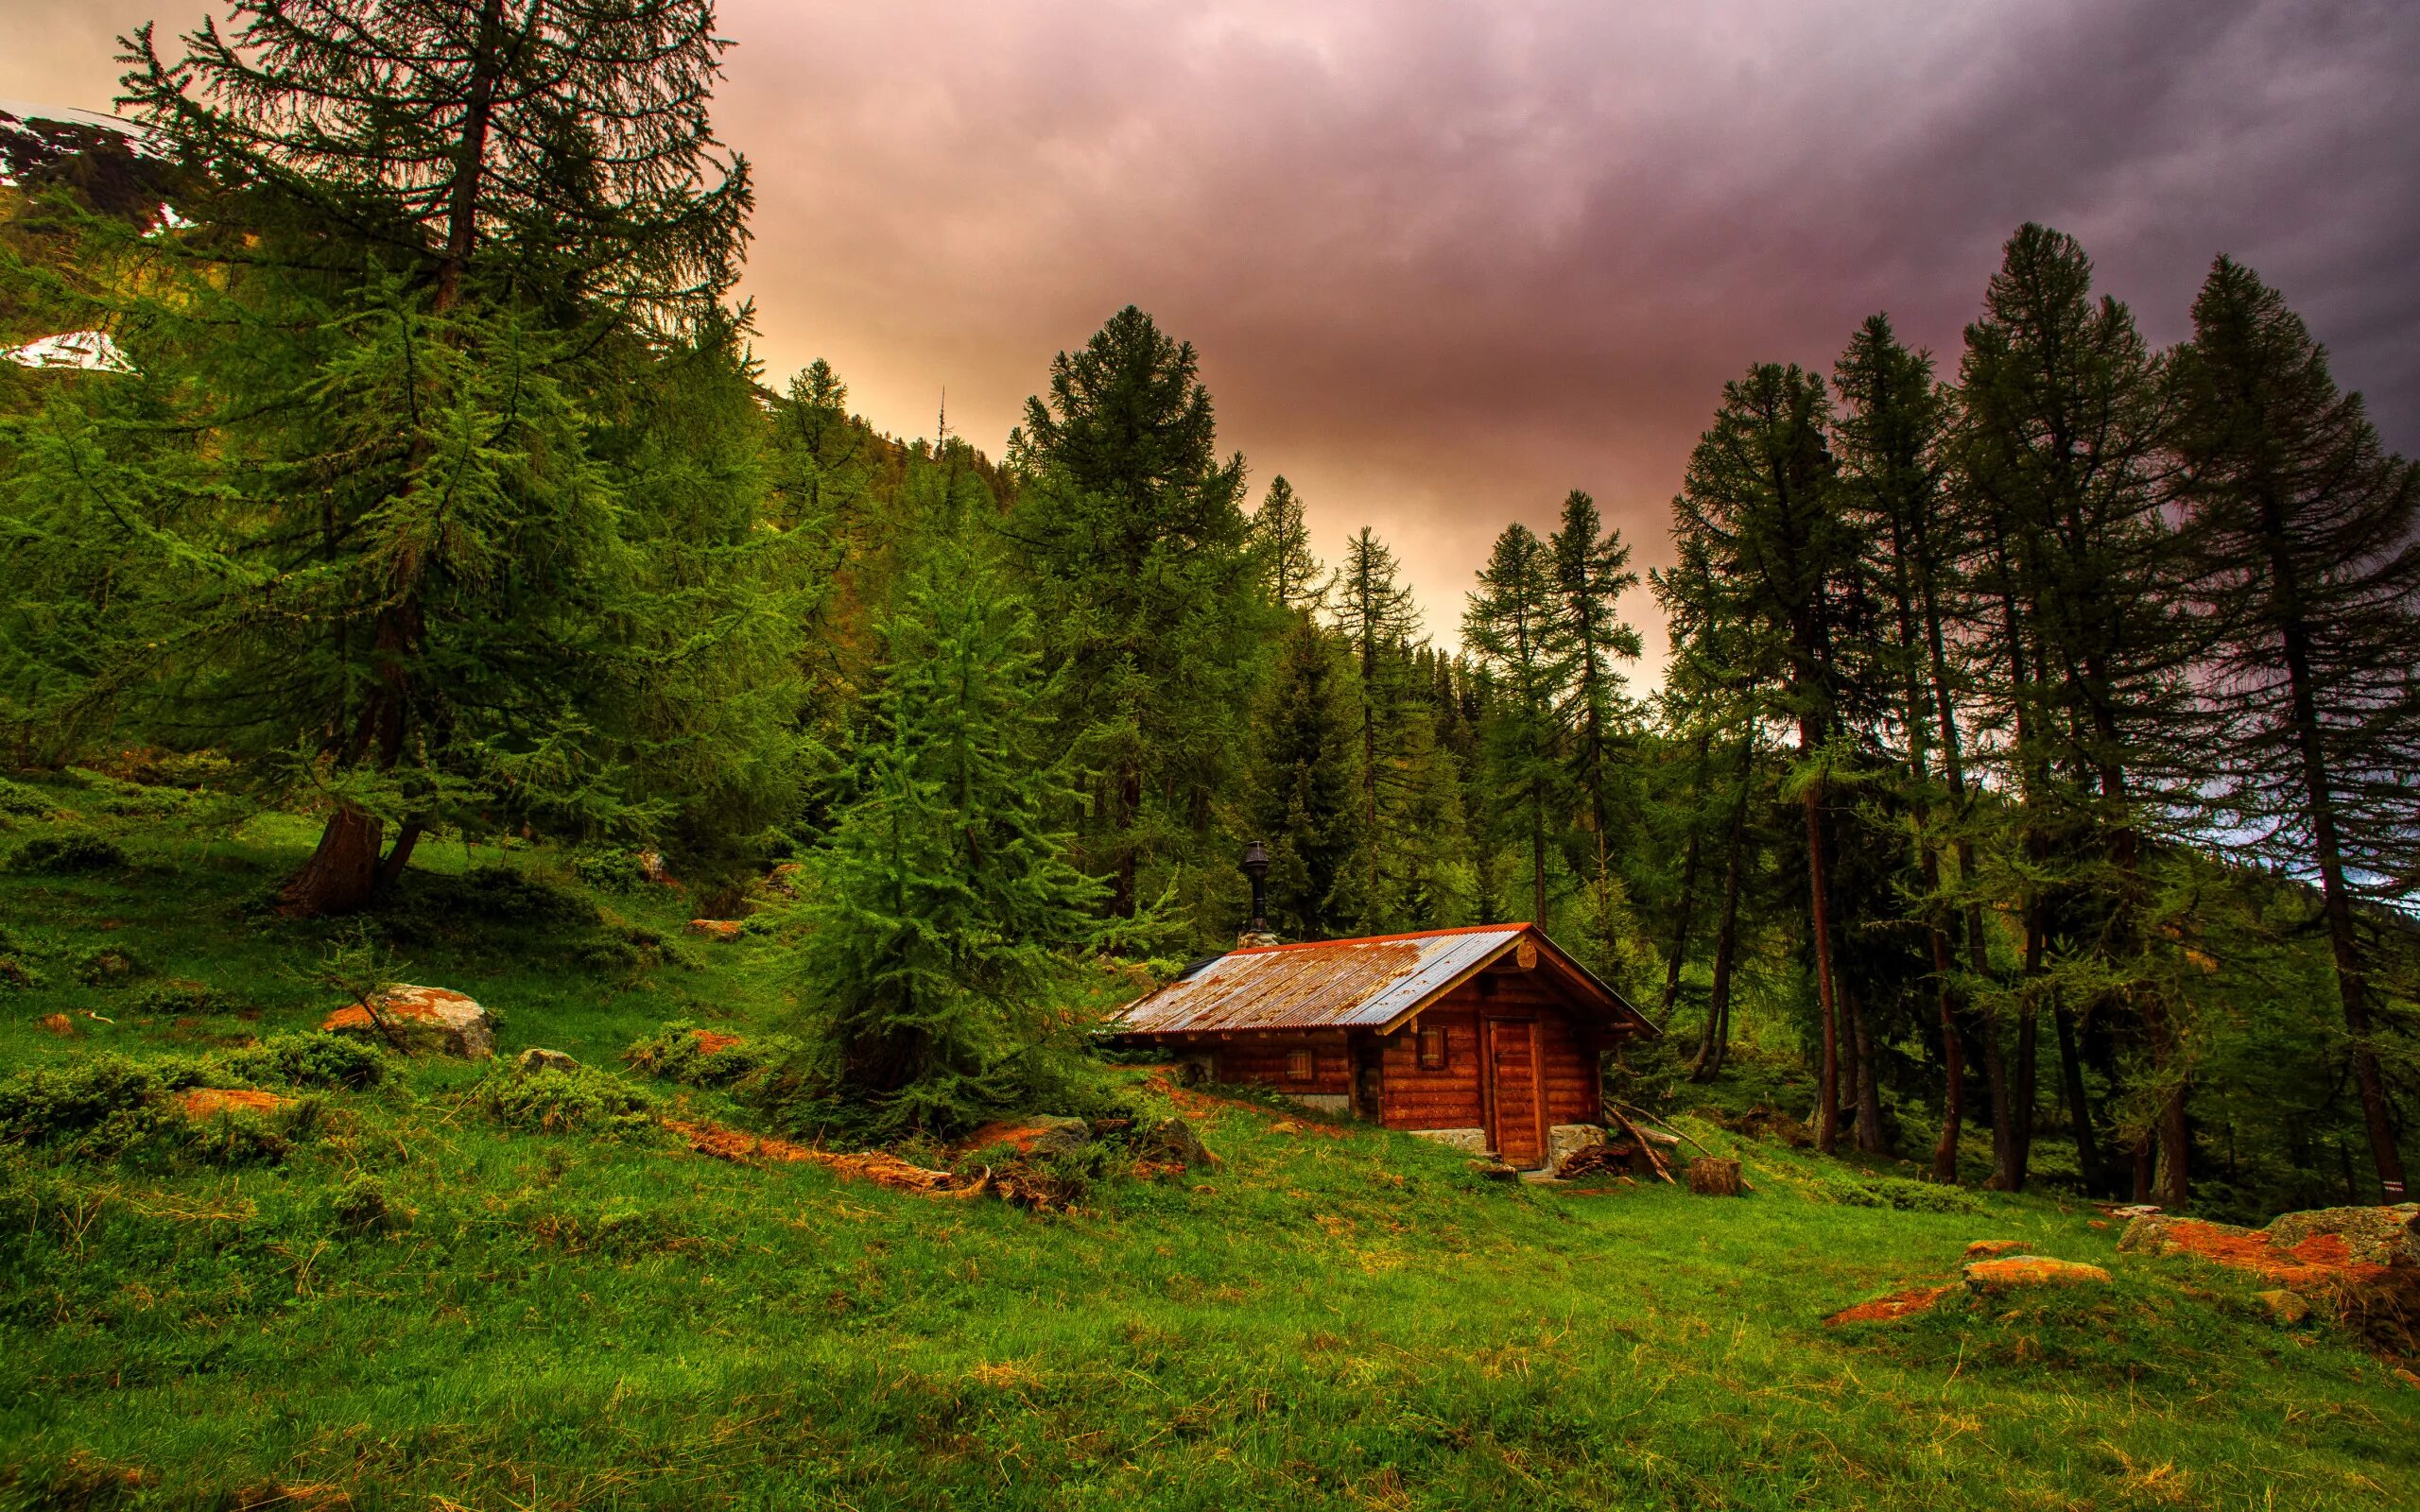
[1110,924,1655,1169]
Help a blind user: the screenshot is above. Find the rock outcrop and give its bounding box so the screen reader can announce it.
[1962,1256,2112,1293]
[321,985,496,1058]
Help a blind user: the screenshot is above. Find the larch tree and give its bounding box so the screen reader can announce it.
[1334,525,1426,920]
[1253,612,1366,936]
[1463,522,1573,929]
[43,0,765,915]
[1956,224,2199,1201]
[1252,476,1327,612]
[782,541,1110,1138]
[1006,305,1272,918]
[1548,489,1646,971]
[1672,363,1861,1152]
[2169,256,2420,1201]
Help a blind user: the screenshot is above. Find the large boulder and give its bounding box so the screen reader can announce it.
[1963,1256,2112,1294]
[2263,1204,2419,1269]
[321,985,496,1058]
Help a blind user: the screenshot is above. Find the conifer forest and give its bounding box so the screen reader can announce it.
[1,5,2417,1506]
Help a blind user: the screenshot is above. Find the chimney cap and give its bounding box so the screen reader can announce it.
[1240,840,1270,877]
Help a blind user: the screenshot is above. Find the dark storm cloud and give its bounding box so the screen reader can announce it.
[7,1,2416,664]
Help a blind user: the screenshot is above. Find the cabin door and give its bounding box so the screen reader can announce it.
[1483,1018,1546,1168]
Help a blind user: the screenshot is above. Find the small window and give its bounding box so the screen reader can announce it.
[1286,1048,1315,1082]
[1418,1025,1447,1071]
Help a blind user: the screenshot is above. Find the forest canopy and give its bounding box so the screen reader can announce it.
[0,0,2413,1214]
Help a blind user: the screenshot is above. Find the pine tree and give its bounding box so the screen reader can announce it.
[2169,256,2420,1200]
[1956,225,2198,1199]
[1007,306,1275,923]
[1548,490,1645,968]
[783,541,1110,1137]
[1831,313,1988,1181]
[1252,476,1326,611]
[1463,522,1573,927]
[1672,363,1862,1152]
[51,0,764,915]
[1334,526,1426,920]
[1254,613,1366,936]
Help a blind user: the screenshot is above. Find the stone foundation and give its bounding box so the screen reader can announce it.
[1284,1093,1351,1115]
[1407,1126,1490,1154]
[1547,1124,1605,1173]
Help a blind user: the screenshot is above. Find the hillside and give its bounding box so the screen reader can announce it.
[3,772,2414,1511]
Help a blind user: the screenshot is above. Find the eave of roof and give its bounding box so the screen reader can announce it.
[1111,923,1656,1039]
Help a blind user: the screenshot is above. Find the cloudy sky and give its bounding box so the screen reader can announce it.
[6,1,2415,669]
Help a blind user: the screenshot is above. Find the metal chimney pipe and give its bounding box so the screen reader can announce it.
[1241,840,1270,935]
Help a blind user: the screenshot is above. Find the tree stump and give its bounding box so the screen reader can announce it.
[1686,1157,1743,1196]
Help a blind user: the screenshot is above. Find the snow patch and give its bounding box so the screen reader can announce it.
[6,331,136,374]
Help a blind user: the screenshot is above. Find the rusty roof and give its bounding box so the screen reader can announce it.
[1111,924,1654,1038]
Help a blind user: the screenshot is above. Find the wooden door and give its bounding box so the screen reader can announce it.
[1483,1018,1546,1167]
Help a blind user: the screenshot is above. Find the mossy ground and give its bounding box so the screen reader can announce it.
[2,774,2413,1509]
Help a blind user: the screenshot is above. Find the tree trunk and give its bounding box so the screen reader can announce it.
[377,818,426,890]
[2053,1002,2103,1194]
[1804,777,1842,1156]
[2154,1084,2190,1210]
[1689,755,1754,1084]
[1658,731,1715,1024]
[1926,852,1963,1183]
[2266,547,2409,1199]
[2009,988,2039,1192]
[437,0,508,313]
[283,806,385,916]
[1849,986,1888,1155]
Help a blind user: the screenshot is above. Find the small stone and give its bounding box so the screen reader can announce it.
[1963,1255,2112,1293]
[1964,1239,2034,1261]
[685,919,745,941]
[179,1087,290,1120]
[321,984,496,1058]
[2256,1288,2312,1326]
[1467,1159,1520,1183]
[515,1047,579,1074]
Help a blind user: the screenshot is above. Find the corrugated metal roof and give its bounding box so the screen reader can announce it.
[1114,925,1533,1036]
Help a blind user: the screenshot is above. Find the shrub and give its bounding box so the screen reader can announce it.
[0,956,43,992]
[332,1172,411,1236]
[572,847,656,895]
[75,947,147,987]
[224,1032,388,1091]
[624,1020,796,1090]
[132,978,233,1017]
[1822,1172,1982,1214]
[0,778,55,818]
[375,864,602,950]
[475,1063,658,1137]
[0,1055,199,1146]
[10,834,130,875]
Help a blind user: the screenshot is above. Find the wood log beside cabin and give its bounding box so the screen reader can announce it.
[1109,924,1657,1170]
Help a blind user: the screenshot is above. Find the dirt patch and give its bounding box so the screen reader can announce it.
[662,1117,974,1196]
[179,1087,290,1119]
[1825,1284,1955,1327]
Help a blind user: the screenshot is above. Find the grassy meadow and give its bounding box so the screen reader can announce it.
[1,769,2414,1510]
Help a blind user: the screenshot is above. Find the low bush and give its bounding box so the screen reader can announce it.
[1822,1170,1982,1214]
[624,1020,797,1090]
[0,778,55,818]
[0,1054,303,1167]
[0,956,43,992]
[10,833,130,875]
[75,947,147,987]
[572,847,657,895]
[224,1032,388,1091]
[131,978,233,1017]
[474,1063,658,1137]
[331,1172,412,1236]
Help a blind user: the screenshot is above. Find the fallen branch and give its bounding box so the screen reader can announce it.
[1607,1106,1676,1185]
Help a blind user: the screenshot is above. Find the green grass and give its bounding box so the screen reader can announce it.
[2,778,2414,1509]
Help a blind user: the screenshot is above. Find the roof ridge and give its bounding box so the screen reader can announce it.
[1226,922,1530,955]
